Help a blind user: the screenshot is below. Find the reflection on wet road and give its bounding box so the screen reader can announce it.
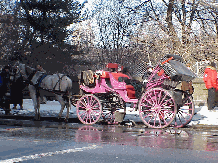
[1,123,218,162]
[75,125,218,151]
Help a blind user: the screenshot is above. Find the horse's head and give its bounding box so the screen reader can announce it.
[13,61,35,81]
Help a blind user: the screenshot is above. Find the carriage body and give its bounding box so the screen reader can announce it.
[76,55,196,128]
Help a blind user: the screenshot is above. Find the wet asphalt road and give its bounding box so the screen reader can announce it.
[1,122,218,163]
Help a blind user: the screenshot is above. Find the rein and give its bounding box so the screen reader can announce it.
[53,73,65,91]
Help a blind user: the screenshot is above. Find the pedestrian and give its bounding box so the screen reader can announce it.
[203,62,217,110]
[0,65,12,113]
[11,68,25,110]
[0,65,11,97]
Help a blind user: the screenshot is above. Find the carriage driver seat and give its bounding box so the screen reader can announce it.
[80,70,95,87]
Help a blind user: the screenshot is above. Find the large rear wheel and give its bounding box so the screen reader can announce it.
[76,94,102,124]
[138,88,177,128]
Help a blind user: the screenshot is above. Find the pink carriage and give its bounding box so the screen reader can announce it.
[74,55,196,128]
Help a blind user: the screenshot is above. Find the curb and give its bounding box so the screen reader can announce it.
[0,116,217,130]
[0,115,80,128]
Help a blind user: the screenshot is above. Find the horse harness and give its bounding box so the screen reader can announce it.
[53,73,66,91]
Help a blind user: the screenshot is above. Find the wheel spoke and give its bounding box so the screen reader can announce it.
[145,92,155,106]
[178,111,189,120]
[90,96,93,105]
[141,111,153,119]
[141,103,152,108]
[80,100,88,108]
[78,105,86,109]
[152,90,158,105]
[178,109,191,116]
[147,114,155,124]
[82,112,88,121]
[162,98,174,106]
[78,111,86,117]
[146,96,155,106]
[159,94,167,106]
[90,110,99,118]
[91,102,99,109]
[157,90,163,105]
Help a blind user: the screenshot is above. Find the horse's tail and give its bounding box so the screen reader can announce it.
[63,76,73,109]
[65,76,73,96]
[68,75,80,95]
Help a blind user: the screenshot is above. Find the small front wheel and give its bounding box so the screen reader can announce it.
[138,88,177,128]
[76,94,102,125]
[171,94,195,128]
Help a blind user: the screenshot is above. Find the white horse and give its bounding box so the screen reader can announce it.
[14,62,73,121]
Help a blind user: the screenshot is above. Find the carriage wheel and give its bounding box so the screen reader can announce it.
[138,88,177,129]
[170,94,195,128]
[76,94,102,125]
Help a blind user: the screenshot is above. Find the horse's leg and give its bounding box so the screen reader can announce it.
[56,94,66,120]
[65,95,71,122]
[29,85,40,120]
[36,95,40,120]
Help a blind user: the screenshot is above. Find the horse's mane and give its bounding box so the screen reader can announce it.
[25,65,36,76]
[25,65,37,81]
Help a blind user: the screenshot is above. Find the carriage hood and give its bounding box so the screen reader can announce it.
[162,60,197,81]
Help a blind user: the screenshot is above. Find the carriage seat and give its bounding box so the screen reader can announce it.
[101,71,136,99]
[112,72,136,99]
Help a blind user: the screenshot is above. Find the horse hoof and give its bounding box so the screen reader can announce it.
[64,118,69,123]
[57,117,62,122]
[34,116,40,121]
[33,118,40,121]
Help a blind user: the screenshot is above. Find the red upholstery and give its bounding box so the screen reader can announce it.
[111,73,136,99]
[126,85,134,89]
[101,71,136,99]
[125,85,135,99]
[101,71,110,78]
[106,63,123,72]
[126,88,136,99]
[106,63,119,69]
[111,72,130,80]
